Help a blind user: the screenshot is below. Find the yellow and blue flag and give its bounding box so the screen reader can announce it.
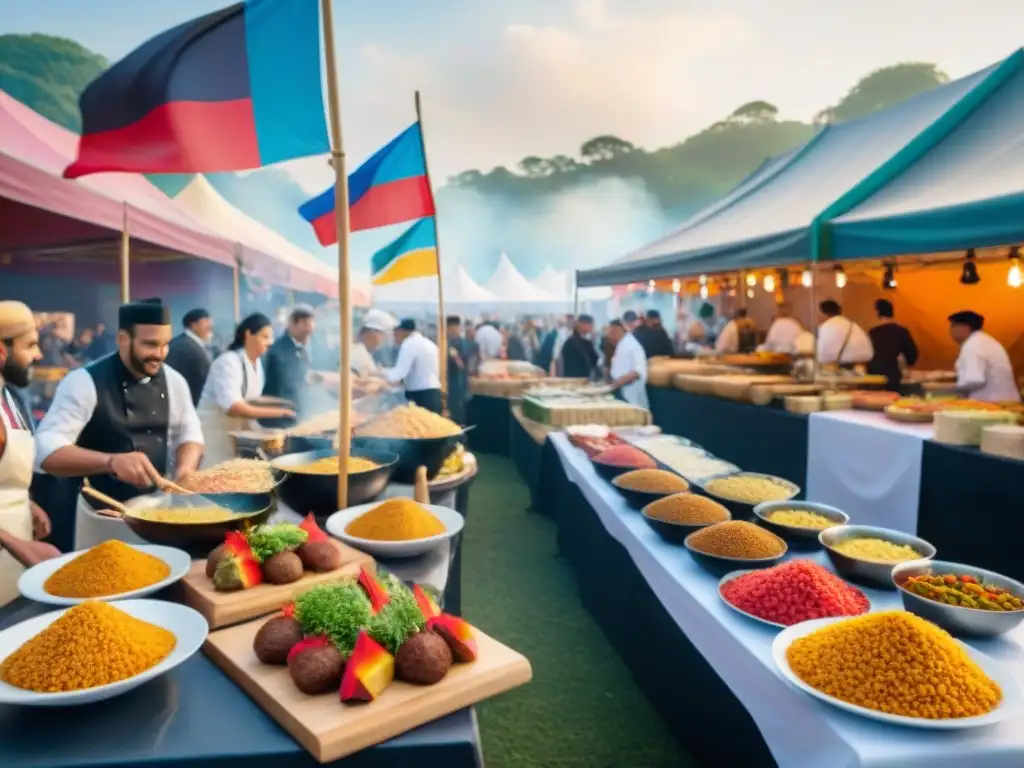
[371,217,438,286]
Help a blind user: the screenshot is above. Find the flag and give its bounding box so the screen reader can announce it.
[371,218,438,286]
[299,122,436,245]
[64,0,328,178]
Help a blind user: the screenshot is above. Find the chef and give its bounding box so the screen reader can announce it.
[816,300,873,367]
[34,300,205,548]
[759,301,805,354]
[0,302,59,604]
[948,311,1020,403]
[351,309,396,376]
[382,318,442,414]
[607,318,649,408]
[197,312,294,467]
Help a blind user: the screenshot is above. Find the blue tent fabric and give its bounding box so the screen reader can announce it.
[577,58,1003,287]
[830,53,1024,259]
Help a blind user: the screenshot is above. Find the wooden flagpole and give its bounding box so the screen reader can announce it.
[119,203,131,303]
[232,244,242,322]
[414,91,447,400]
[321,0,352,509]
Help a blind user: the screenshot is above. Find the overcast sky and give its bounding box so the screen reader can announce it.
[5,0,1024,190]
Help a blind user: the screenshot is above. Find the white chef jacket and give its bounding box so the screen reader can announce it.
[475,324,503,361]
[385,332,440,392]
[715,321,739,354]
[816,316,873,365]
[199,350,264,412]
[350,341,377,376]
[759,317,804,354]
[610,332,649,408]
[1,387,30,431]
[955,331,1020,402]
[34,364,204,472]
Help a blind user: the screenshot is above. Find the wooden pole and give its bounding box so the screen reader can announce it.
[573,272,580,316]
[414,91,447,400]
[119,203,130,303]
[232,245,242,322]
[321,0,352,510]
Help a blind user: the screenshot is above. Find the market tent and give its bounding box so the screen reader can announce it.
[484,253,557,303]
[830,52,1024,259]
[533,265,573,303]
[577,53,1013,286]
[372,262,496,306]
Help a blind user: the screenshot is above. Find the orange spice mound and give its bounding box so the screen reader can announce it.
[345,498,446,541]
[44,540,170,598]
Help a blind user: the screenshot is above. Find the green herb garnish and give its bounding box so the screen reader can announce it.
[246,523,308,562]
[294,582,372,655]
[368,578,426,655]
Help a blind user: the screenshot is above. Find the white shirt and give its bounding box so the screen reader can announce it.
[759,317,804,354]
[198,350,265,413]
[34,364,204,472]
[350,341,377,376]
[816,316,874,364]
[0,387,29,431]
[385,332,440,392]
[715,320,739,354]
[610,332,649,408]
[955,331,1020,402]
[475,324,502,361]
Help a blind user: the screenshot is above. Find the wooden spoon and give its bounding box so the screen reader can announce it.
[413,466,430,505]
[81,485,128,518]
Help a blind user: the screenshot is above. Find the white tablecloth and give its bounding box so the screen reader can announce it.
[806,411,933,534]
[551,433,1024,768]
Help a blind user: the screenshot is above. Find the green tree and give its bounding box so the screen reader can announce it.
[729,100,779,123]
[548,154,579,174]
[816,62,948,125]
[448,169,484,187]
[519,156,552,177]
[580,135,635,162]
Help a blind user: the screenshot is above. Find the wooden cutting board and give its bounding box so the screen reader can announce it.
[181,539,374,629]
[204,617,533,764]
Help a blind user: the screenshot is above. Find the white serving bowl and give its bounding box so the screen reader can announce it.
[325,502,464,558]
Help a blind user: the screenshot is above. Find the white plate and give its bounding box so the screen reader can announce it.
[773,616,1023,729]
[19,544,192,606]
[325,502,464,559]
[0,599,208,706]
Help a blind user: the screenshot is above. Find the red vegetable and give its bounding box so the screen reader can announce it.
[592,445,655,469]
[413,584,440,620]
[358,566,390,614]
[298,513,329,543]
[281,602,296,618]
[428,613,478,662]
[340,631,394,702]
[286,633,331,665]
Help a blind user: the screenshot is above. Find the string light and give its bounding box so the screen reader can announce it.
[699,274,708,285]
[699,284,709,299]
[1008,246,1022,288]
[882,263,897,290]
[801,268,812,287]
[746,288,755,299]
[647,279,655,295]
[672,278,681,293]
[960,249,980,285]
[833,264,847,288]
[763,274,775,292]
[746,273,757,287]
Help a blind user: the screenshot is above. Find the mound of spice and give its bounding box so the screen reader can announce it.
[766,509,838,530]
[832,537,922,563]
[645,493,729,525]
[721,560,869,625]
[592,445,656,469]
[687,520,785,559]
[705,474,793,504]
[615,469,688,494]
[786,611,1002,719]
[44,540,170,598]
[0,601,176,692]
[345,498,446,541]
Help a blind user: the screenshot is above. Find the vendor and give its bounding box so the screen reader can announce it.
[165,308,215,405]
[559,314,599,379]
[816,300,873,368]
[867,299,918,391]
[607,318,649,408]
[715,309,757,354]
[948,310,1020,402]
[263,305,315,424]
[383,318,442,414]
[759,301,804,355]
[351,309,396,376]
[197,313,295,467]
[34,300,205,548]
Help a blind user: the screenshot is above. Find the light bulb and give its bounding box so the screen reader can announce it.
[835,271,847,288]
[1009,259,1022,288]
[801,269,812,287]
[699,274,708,285]
[699,285,709,299]
[746,273,757,287]
[648,279,655,289]
[746,288,755,299]
[672,278,681,293]
[763,274,775,292]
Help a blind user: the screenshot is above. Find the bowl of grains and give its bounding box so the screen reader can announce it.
[753,501,849,549]
[612,469,690,509]
[819,524,936,590]
[698,472,799,520]
[684,520,788,576]
[640,493,731,543]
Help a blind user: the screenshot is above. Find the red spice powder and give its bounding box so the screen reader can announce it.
[721,560,869,626]
[593,445,655,469]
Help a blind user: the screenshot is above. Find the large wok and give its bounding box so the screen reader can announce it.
[271,447,399,521]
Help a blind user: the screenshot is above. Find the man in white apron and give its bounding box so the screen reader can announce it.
[34,301,205,549]
[0,301,59,605]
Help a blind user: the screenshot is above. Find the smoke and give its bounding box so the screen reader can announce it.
[435,176,677,282]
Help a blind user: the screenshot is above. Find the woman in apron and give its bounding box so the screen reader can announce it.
[196,313,294,467]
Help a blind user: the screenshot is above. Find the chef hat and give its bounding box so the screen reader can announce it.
[0,301,34,340]
[948,310,984,331]
[363,308,397,332]
[119,300,170,330]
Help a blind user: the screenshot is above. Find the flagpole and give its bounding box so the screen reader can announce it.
[414,90,447,402]
[232,244,242,322]
[321,0,352,509]
[120,203,131,303]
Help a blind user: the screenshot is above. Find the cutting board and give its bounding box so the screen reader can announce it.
[204,617,533,763]
[181,539,374,628]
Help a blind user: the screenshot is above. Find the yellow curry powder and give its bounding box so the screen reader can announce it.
[0,601,176,692]
[786,611,1002,719]
[44,540,171,598]
[345,497,446,541]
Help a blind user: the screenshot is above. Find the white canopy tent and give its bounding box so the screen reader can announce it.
[483,253,557,304]
[532,265,573,303]
[372,262,497,307]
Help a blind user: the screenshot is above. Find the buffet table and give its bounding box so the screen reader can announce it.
[509,405,552,510]
[546,432,1024,768]
[466,395,512,456]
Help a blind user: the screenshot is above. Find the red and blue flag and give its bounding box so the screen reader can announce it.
[299,122,436,245]
[64,0,328,179]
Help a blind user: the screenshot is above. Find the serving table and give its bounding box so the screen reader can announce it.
[545,432,1024,768]
[465,394,513,457]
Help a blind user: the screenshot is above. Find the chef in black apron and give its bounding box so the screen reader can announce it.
[33,300,205,548]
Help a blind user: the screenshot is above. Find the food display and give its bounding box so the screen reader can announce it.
[849,390,900,410]
[356,405,462,439]
[285,455,381,475]
[721,561,869,626]
[687,521,786,560]
[289,410,342,437]
[0,601,175,692]
[44,540,170,598]
[704,474,795,504]
[520,394,650,428]
[644,493,729,525]
[436,444,467,477]
[764,509,839,531]
[592,444,656,469]
[785,611,1002,719]
[717,352,792,368]
[629,436,737,481]
[568,428,625,458]
[127,506,240,524]
[344,498,446,542]
[614,469,689,494]
[182,458,276,493]
[884,397,1006,423]
[831,537,922,564]
[901,573,1024,612]
[933,410,1018,446]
